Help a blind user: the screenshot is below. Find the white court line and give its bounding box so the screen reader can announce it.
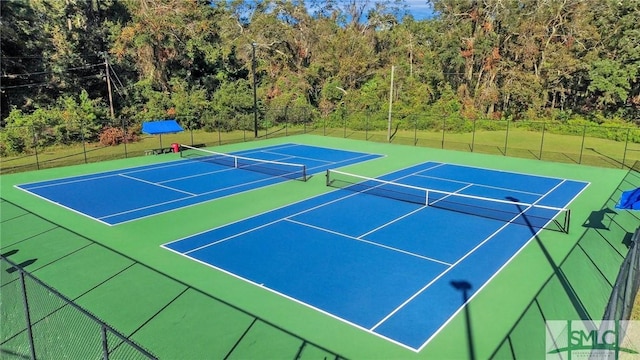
[160,243,423,353]
[357,183,474,239]
[370,179,567,333]
[285,218,452,266]
[160,160,588,352]
[413,172,544,196]
[234,143,299,157]
[414,178,574,352]
[13,186,113,226]
[20,173,120,190]
[369,214,521,332]
[308,153,387,171]
[111,147,386,225]
[357,204,428,238]
[179,163,445,254]
[100,174,279,221]
[182,189,370,254]
[262,150,334,164]
[184,218,287,255]
[18,153,229,191]
[431,161,587,182]
[118,174,197,196]
[158,167,234,184]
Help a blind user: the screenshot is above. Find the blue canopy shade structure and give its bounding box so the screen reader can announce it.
[142,120,184,148]
[616,188,640,210]
[142,120,184,135]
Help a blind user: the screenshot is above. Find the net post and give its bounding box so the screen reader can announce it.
[302,166,307,182]
[325,169,330,186]
[565,209,571,234]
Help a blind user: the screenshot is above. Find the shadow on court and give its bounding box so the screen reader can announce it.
[490,169,639,358]
[622,231,636,249]
[0,348,31,360]
[6,258,38,274]
[582,208,617,230]
[451,280,475,360]
[509,197,591,320]
[1,249,19,258]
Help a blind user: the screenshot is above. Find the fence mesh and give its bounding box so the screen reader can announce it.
[0,262,31,359]
[0,255,157,360]
[603,227,640,321]
[489,167,640,359]
[2,108,640,175]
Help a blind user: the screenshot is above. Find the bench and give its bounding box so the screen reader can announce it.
[145,147,173,155]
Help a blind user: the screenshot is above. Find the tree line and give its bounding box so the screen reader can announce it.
[1,0,639,154]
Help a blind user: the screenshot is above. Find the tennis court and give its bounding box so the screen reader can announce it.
[163,161,589,351]
[4,135,634,359]
[14,143,381,225]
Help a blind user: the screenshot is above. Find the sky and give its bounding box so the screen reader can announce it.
[226,1,436,23]
[404,0,434,20]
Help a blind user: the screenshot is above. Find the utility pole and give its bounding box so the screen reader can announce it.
[252,43,258,138]
[105,56,115,119]
[387,65,395,142]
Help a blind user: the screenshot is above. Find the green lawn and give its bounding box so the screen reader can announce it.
[2,126,639,174]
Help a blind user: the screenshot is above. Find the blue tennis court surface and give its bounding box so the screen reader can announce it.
[163,162,589,351]
[15,143,381,225]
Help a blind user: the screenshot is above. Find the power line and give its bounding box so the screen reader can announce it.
[107,62,127,97]
[1,63,104,79]
[0,75,103,90]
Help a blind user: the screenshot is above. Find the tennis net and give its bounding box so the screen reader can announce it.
[326,169,571,233]
[181,145,307,181]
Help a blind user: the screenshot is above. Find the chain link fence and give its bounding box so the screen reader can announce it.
[603,226,640,321]
[0,254,157,360]
[1,107,639,174]
[488,167,640,359]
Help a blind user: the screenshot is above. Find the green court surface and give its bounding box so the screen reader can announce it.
[1,134,638,359]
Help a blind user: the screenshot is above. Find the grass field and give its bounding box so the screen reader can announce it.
[1,134,639,359]
[2,126,639,174]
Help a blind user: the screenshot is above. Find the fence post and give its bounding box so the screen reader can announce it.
[286,107,290,136]
[623,232,639,317]
[365,110,369,141]
[19,271,37,360]
[101,325,110,360]
[343,110,347,138]
[32,125,41,170]
[504,120,510,156]
[414,115,418,146]
[579,124,586,164]
[122,118,128,158]
[441,117,446,149]
[622,128,631,169]
[81,119,88,164]
[471,119,477,152]
[539,122,546,160]
[323,113,327,136]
